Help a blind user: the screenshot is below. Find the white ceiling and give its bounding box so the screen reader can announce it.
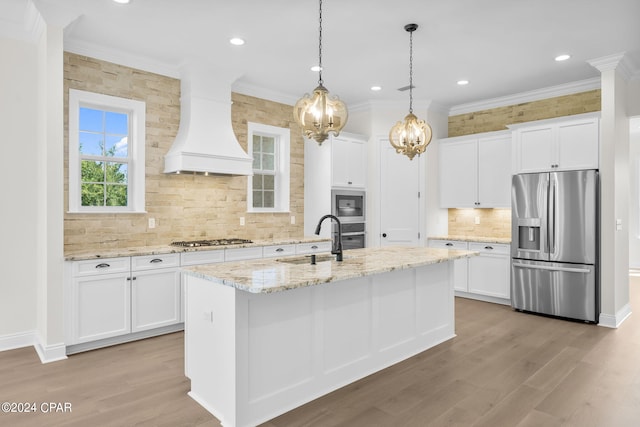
[32,0,640,109]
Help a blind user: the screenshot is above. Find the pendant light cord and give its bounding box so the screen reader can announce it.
[318,0,323,86]
[409,28,413,114]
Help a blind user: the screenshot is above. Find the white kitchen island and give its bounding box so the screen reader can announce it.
[183,246,476,427]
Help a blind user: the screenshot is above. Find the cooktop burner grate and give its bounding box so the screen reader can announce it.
[170,238,253,247]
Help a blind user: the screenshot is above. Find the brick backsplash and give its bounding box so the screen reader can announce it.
[448,209,511,239]
[63,53,304,253]
[448,90,601,137]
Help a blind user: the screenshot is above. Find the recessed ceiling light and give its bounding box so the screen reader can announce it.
[457,80,469,86]
[371,86,382,91]
[229,37,245,46]
[310,65,322,72]
[555,54,571,62]
[113,0,131,4]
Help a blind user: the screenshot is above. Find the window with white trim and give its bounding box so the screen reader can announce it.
[68,89,146,213]
[247,123,290,212]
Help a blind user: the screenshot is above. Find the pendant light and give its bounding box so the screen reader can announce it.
[293,0,348,144]
[389,23,432,160]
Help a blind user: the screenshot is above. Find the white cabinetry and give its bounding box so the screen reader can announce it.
[427,239,469,292]
[68,258,131,344]
[512,113,599,173]
[428,239,510,304]
[67,254,183,351]
[467,243,510,300]
[331,133,367,188]
[439,131,511,208]
[130,254,181,333]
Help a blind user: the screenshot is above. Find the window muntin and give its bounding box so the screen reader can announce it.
[247,123,290,213]
[69,89,145,213]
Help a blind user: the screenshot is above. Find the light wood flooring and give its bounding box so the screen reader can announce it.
[2,278,639,427]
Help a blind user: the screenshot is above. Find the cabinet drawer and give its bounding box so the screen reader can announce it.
[469,242,510,255]
[72,257,130,277]
[296,241,332,254]
[132,253,180,271]
[428,240,468,250]
[181,250,225,266]
[225,246,263,262]
[263,244,296,258]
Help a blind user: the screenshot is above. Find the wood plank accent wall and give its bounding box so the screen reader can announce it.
[63,53,304,253]
[446,89,601,240]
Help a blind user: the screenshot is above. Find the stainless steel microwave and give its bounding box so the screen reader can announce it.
[331,189,365,223]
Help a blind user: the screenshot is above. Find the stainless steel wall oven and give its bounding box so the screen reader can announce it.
[332,189,366,248]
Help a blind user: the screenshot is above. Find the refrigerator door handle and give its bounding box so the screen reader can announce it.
[512,262,591,274]
[548,176,556,255]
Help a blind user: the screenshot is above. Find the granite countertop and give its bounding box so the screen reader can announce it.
[64,237,331,261]
[183,246,478,294]
[429,235,511,244]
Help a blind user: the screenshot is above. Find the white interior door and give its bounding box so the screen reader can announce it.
[379,141,421,246]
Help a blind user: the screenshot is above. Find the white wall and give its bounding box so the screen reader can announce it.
[0,37,39,343]
[629,120,640,268]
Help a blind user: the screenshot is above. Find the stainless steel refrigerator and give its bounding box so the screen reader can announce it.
[511,169,599,323]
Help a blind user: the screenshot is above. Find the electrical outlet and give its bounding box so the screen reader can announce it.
[240,217,245,226]
[291,216,296,225]
[474,216,480,225]
[148,218,156,229]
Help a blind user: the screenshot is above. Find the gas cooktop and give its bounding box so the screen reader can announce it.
[170,238,253,248]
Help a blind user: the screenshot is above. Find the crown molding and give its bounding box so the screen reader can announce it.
[448,77,601,116]
[0,0,45,44]
[64,38,181,79]
[588,52,640,82]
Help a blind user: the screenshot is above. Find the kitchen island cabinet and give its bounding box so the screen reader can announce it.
[183,246,476,427]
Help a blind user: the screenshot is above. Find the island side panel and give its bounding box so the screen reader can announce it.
[232,260,455,427]
[185,275,238,427]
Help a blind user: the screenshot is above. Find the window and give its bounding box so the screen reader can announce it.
[68,89,145,213]
[247,123,290,212]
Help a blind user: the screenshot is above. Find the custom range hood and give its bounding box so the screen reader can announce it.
[164,65,252,176]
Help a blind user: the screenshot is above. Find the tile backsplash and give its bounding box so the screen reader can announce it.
[448,208,511,239]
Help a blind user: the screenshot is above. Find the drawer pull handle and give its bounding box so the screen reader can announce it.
[311,245,318,249]
[445,243,453,246]
[149,258,163,263]
[95,263,110,269]
[484,246,494,250]
[276,248,284,252]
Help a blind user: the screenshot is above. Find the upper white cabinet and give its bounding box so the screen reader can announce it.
[511,113,599,173]
[331,133,367,188]
[439,131,511,208]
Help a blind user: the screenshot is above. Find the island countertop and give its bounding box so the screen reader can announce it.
[182,246,477,293]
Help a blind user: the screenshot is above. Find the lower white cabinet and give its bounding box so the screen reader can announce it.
[428,239,510,304]
[131,254,181,333]
[72,271,131,344]
[67,254,182,349]
[467,243,510,300]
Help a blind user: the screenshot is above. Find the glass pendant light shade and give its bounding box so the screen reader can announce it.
[294,84,348,143]
[389,23,432,160]
[293,0,348,144]
[389,112,432,160]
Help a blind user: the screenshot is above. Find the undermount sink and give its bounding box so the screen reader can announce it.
[277,254,340,265]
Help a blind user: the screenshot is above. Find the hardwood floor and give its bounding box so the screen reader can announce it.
[2,278,639,427]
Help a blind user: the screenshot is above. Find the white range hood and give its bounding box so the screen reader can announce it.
[164,66,252,176]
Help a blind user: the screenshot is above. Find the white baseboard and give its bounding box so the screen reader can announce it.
[598,303,632,328]
[34,335,67,364]
[0,331,67,363]
[0,330,36,352]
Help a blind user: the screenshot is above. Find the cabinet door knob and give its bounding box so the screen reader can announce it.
[95,263,110,269]
[382,233,387,238]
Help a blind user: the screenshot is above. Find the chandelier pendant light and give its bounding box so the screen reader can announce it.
[293,0,348,144]
[389,23,432,160]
